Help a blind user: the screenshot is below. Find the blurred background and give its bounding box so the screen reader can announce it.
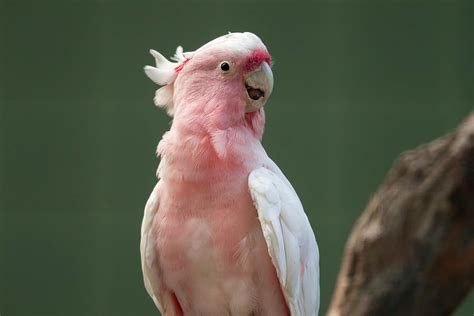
[0,0,472,315]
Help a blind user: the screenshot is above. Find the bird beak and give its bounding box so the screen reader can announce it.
[244,61,273,112]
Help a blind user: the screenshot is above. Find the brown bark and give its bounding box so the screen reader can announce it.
[327,113,474,316]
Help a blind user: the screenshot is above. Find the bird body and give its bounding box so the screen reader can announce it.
[141,32,319,316]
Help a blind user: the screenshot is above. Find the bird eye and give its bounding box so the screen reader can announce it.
[220,62,230,72]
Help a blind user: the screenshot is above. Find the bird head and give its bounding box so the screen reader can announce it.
[144,32,273,120]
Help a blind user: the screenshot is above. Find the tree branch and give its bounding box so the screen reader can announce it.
[327,113,474,316]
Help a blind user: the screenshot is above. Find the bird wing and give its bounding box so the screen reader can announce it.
[140,182,164,313]
[248,165,320,316]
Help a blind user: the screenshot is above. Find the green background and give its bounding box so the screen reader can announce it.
[0,0,472,315]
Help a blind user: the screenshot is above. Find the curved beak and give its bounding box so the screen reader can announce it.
[244,61,273,112]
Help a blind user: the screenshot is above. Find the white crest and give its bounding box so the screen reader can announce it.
[144,46,194,116]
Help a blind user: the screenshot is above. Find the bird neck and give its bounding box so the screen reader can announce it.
[156,111,266,183]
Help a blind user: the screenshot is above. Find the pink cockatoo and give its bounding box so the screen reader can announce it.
[141,32,320,316]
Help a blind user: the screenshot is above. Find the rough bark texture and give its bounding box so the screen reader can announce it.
[327,113,474,316]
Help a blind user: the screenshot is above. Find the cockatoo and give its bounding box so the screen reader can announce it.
[141,32,319,316]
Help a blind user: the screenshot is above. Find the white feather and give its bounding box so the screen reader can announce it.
[150,49,173,68]
[144,65,175,86]
[154,85,175,114]
[249,165,320,316]
[140,183,164,314]
[144,46,193,116]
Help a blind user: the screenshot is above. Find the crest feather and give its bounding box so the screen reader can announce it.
[144,46,193,116]
[171,46,195,63]
[154,85,174,115]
